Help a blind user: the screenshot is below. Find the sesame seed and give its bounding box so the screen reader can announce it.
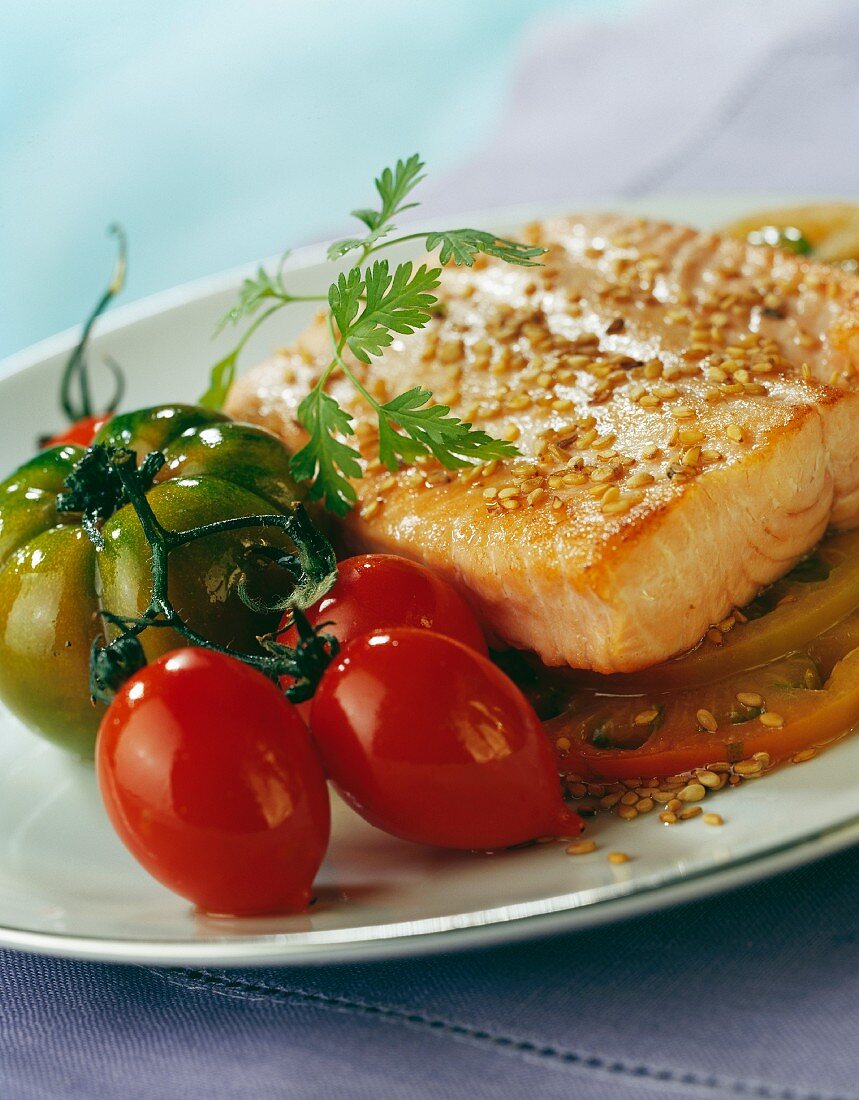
[438,339,463,364]
[607,851,630,864]
[659,811,678,825]
[736,691,763,708]
[617,805,638,821]
[627,470,655,488]
[759,712,784,729]
[696,709,718,733]
[677,783,706,803]
[497,487,519,500]
[670,404,695,420]
[566,839,597,856]
[726,423,744,443]
[634,708,660,725]
[792,748,816,763]
[679,806,703,820]
[703,813,724,826]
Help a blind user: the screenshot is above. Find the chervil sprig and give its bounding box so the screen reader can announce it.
[204,154,548,513]
[200,253,327,409]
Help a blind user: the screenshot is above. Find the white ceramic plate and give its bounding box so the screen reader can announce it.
[1,197,857,966]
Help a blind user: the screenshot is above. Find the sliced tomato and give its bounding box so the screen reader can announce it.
[547,643,859,780]
[567,529,859,695]
[807,609,859,677]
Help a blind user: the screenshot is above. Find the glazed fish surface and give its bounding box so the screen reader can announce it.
[226,214,859,673]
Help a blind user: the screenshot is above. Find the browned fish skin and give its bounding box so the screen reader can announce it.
[227,214,859,673]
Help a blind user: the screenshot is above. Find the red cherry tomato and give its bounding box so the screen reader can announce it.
[280,553,486,657]
[96,649,330,916]
[44,414,110,448]
[310,629,583,850]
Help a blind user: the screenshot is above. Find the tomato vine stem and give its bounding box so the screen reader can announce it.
[85,447,339,704]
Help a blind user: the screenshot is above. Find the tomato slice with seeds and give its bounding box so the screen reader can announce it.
[546,641,859,780]
[567,529,859,695]
[807,608,859,678]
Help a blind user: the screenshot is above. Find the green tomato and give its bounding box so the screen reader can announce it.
[0,405,305,757]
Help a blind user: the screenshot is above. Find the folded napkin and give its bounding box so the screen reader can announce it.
[2,847,857,1099]
[422,0,859,212]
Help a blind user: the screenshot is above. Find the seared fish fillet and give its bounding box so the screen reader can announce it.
[227,214,859,673]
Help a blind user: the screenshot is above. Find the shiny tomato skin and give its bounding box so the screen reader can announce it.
[96,649,330,916]
[44,414,110,448]
[310,629,582,850]
[279,554,487,659]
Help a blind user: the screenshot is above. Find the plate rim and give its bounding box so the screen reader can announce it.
[0,813,855,966]
[1,194,857,966]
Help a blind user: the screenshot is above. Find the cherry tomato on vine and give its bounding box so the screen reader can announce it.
[96,648,330,916]
[43,414,110,449]
[279,554,486,660]
[309,629,582,850]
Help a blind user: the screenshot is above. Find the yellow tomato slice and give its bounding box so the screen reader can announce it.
[546,645,859,781]
[723,201,859,266]
[567,530,859,695]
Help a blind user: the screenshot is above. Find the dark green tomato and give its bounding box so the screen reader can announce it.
[0,405,304,757]
[99,476,296,662]
[0,526,100,756]
[158,421,306,512]
[94,404,230,456]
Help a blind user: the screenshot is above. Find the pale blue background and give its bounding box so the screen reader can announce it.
[1,0,636,361]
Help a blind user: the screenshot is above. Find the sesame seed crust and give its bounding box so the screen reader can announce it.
[226,213,859,674]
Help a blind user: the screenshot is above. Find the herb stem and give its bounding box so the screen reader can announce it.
[363,231,434,259]
[324,313,381,413]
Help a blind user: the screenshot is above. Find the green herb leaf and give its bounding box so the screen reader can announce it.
[327,154,426,260]
[290,386,362,517]
[198,347,239,410]
[425,229,547,267]
[208,154,538,508]
[335,260,440,364]
[215,254,293,334]
[377,387,519,471]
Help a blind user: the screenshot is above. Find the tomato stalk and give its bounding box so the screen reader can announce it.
[41,226,129,449]
[69,446,340,704]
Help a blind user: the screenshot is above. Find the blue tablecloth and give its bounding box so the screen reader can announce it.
[3,846,857,1099]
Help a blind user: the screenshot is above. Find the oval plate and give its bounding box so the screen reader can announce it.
[1,196,857,965]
